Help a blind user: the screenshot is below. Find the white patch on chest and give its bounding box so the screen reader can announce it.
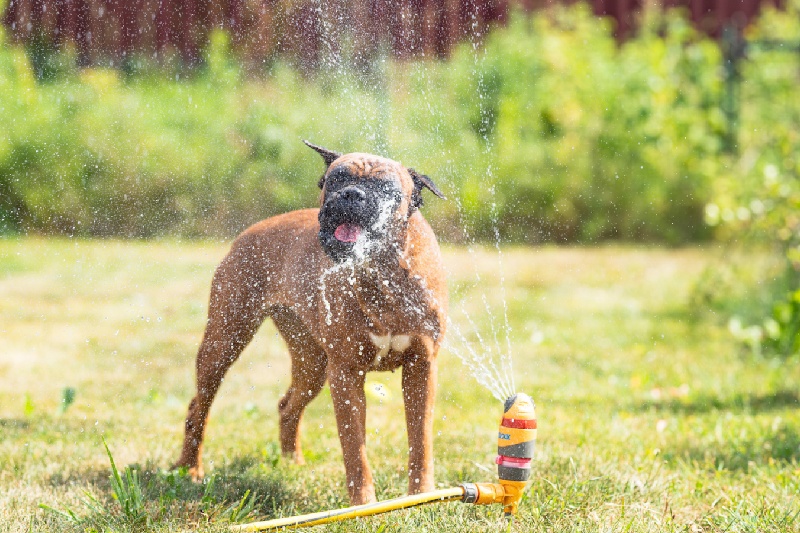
[369,332,412,361]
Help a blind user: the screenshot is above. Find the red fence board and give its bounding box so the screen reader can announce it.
[1,0,787,70]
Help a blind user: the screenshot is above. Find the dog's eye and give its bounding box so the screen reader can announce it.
[324,169,351,190]
[372,179,401,197]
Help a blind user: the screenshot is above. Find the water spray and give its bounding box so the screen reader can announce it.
[232,393,536,531]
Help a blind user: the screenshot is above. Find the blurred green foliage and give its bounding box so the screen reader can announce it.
[0,5,724,241]
[0,31,329,238]
[462,8,724,242]
[702,2,800,356]
[0,3,797,247]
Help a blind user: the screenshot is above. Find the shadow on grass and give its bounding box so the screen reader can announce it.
[667,423,800,472]
[634,390,800,415]
[48,454,295,520]
[147,456,293,517]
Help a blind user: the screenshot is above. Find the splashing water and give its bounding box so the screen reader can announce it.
[444,239,518,402]
[319,197,397,325]
[309,4,533,401]
[436,15,537,402]
[319,259,355,327]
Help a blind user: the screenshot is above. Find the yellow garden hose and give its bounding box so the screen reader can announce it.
[230,487,465,531]
[232,392,537,532]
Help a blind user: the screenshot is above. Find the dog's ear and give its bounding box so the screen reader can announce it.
[408,168,446,210]
[303,140,341,168]
[304,140,341,189]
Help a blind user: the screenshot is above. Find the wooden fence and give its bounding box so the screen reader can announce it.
[1,0,788,70]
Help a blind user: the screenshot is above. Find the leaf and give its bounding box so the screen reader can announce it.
[57,387,76,415]
[38,503,80,523]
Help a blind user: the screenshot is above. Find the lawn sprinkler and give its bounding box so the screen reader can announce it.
[232,393,536,532]
[463,392,537,516]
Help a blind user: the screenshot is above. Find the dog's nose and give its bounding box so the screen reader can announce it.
[338,186,366,207]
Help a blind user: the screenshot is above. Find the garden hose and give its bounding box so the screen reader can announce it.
[229,487,464,531]
[232,393,536,531]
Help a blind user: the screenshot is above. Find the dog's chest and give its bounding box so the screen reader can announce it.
[367,332,411,370]
[369,332,411,357]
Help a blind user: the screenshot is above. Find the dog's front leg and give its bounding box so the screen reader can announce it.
[328,364,376,504]
[402,337,438,495]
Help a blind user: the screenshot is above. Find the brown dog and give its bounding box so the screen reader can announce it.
[174,141,448,504]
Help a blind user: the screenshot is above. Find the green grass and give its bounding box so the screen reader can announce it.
[1,238,798,532]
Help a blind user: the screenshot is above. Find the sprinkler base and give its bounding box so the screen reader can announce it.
[462,481,527,515]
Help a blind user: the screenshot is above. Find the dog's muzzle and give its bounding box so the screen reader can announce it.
[318,183,400,263]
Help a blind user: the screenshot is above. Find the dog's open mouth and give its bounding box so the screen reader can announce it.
[334,223,362,243]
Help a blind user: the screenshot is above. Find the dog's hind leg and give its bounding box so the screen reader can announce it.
[272,306,328,464]
[174,257,269,480]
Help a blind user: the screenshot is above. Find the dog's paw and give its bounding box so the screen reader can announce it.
[282,451,306,466]
[187,466,205,482]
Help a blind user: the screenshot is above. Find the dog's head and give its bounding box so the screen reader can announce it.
[305,141,445,263]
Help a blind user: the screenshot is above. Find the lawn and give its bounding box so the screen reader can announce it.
[0,238,798,532]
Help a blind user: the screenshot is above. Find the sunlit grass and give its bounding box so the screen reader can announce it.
[1,238,798,531]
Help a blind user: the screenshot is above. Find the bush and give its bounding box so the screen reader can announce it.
[451,8,723,242]
[0,4,789,244]
[702,1,800,356]
[0,32,334,237]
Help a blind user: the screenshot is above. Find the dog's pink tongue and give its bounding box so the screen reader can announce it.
[334,223,362,243]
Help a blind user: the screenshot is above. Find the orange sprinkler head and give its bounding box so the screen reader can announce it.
[496,393,536,515]
[460,393,537,516]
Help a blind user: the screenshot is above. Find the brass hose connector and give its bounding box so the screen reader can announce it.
[461,480,527,515]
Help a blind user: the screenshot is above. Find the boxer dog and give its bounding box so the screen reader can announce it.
[174,141,447,504]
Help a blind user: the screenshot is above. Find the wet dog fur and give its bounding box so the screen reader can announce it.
[174,141,447,504]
